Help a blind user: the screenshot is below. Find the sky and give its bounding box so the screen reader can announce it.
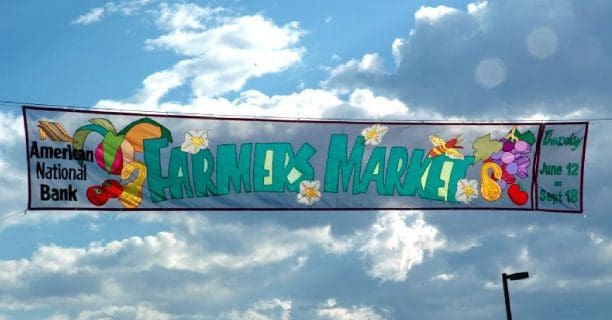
[1,0,612,319]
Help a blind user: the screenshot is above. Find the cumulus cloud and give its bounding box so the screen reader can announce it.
[76,305,171,320]
[322,53,386,95]
[137,11,304,102]
[221,299,292,320]
[155,3,222,31]
[324,0,612,118]
[84,4,305,110]
[317,299,387,320]
[348,88,408,118]
[97,87,426,121]
[0,214,353,315]
[359,212,445,282]
[0,111,27,215]
[414,5,459,25]
[0,208,449,317]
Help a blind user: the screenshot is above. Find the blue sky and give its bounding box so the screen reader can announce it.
[1,0,612,319]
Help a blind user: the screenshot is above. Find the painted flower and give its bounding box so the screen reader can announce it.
[361,124,389,145]
[455,179,479,204]
[297,180,322,205]
[181,129,209,154]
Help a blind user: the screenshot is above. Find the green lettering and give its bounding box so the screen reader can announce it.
[192,148,217,197]
[324,135,365,193]
[384,147,409,195]
[253,143,295,192]
[216,143,252,195]
[144,138,194,202]
[167,147,194,199]
[356,146,387,194]
[399,149,429,197]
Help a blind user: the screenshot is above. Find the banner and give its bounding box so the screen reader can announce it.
[23,106,588,213]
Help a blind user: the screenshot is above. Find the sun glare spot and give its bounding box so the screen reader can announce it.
[475,57,507,89]
[527,27,558,59]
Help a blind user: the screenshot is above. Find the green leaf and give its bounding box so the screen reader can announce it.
[89,118,117,134]
[472,133,503,163]
[72,124,108,167]
[515,129,536,145]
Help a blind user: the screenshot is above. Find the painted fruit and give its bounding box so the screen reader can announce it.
[508,183,528,206]
[86,185,109,206]
[95,143,123,174]
[102,179,124,198]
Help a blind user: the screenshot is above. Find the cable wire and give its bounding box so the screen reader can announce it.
[0,210,27,224]
[1,97,612,122]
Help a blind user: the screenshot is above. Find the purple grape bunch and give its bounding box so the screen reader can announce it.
[487,138,531,190]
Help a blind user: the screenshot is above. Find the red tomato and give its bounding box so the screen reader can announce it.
[86,185,110,206]
[102,179,124,198]
[507,183,528,206]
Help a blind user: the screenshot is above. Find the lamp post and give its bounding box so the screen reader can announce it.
[502,271,529,320]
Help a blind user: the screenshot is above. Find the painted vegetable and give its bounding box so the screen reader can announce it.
[102,179,124,198]
[480,162,503,201]
[86,185,109,206]
[118,161,147,209]
[72,118,172,174]
[508,183,528,205]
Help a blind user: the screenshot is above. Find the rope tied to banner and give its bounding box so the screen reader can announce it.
[0,209,28,224]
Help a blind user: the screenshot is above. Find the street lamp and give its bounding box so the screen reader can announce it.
[502,271,529,320]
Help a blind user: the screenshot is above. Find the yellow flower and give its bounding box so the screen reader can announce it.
[361,124,389,145]
[297,180,322,205]
[181,129,209,154]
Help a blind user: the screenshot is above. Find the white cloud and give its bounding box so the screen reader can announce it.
[391,38,405,67]
[0,111,27,216]
[155,3,222,31]
[321,54,386,96]
[97,88,343,118]
[360,212,445,282]
[432,273,456,281]
[76,304,171,320]
[117,10,305,104]
[221,299,292,320]
[317,299,386,320]
[414,5,458,25]
[329,54,384,79]
[291,255,309,271]
[348,88,408,117]
[0,111,24,146]
[0,214,353,314]
[72,0,153,25]
[324,0,612,117]
[136,69,184,106]
[72,8,105,25]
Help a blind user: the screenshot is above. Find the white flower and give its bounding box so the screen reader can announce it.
[455,179,479,204]
[181,129,209,154]
[361,124,389,145]
[297,180,322,205]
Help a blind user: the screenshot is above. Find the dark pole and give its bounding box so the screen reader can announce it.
[502,273,512,320]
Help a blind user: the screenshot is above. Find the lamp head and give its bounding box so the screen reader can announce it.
[507,272,529,281]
